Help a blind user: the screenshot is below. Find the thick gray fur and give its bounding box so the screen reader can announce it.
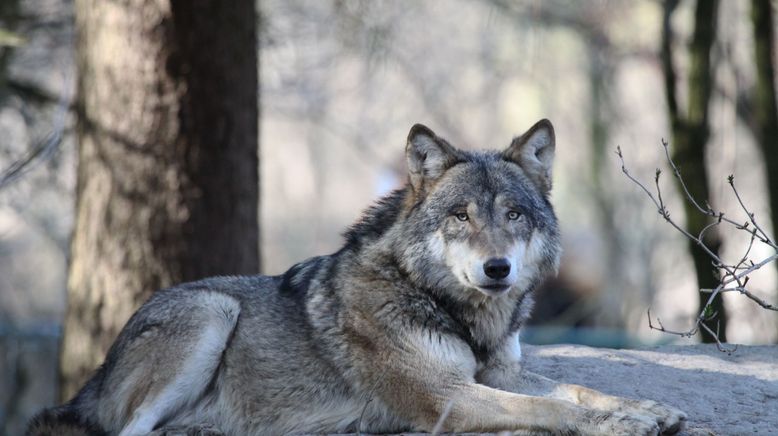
[28,120,686,436]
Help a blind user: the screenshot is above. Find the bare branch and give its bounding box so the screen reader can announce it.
[622,140,778,350]
[700,287,778,311]
[615,146,662,211]
[699,321,737,354]
[647,308,698,338]
[661,138,713,216]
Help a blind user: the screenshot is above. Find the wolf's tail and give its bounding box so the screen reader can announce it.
[25,404,106,436]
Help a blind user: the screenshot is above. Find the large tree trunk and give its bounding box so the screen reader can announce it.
[751,0,778,250]
[662,0,726,343]
[60,0,259,400]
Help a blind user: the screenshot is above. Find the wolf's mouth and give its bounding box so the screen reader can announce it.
[475,283,511,295]
[462,272,512,296]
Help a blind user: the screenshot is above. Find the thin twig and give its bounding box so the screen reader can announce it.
[698,220,721,244]
[662,138,713,216]
[721,252,778,287]
[733,229,758,273]
[729,175,774,246]
[647,308,698,338]
[616,147,662,210]
[699,321,737,354]
[700,287,778,310]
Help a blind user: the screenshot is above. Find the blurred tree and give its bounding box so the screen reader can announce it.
[0,0,20,93]
[59,0,259,400]
[488,0,635,333]
[662,0,726,343]
[751,0,778,256]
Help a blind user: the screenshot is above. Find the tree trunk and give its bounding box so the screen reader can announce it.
[662,0,726,343]
[751,0,778,250]
[0,0,21,97]
[60,0,259,400]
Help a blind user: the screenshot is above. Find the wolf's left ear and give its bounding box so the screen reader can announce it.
[503,119,555,194]
[406,124,461,194]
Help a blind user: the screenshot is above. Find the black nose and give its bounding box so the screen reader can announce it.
[483,258,511,279]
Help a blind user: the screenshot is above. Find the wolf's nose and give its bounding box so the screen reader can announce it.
[484,258,511,279]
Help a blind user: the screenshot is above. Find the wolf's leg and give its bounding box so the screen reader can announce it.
[472,332,686,434]
[478,360,686,434]
[360,331,660,435]
[111,292,240,436]
[374,368,659,436]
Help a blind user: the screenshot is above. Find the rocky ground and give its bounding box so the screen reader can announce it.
[521,343,778,435]
[326,343,778,435]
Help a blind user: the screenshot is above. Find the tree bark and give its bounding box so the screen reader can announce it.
[60,0,259,400]
[662,0,726,343]
[751,0,778,251]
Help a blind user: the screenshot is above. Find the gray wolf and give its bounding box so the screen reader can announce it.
[29,119,686,435]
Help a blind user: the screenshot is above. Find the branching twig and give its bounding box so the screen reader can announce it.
[700,285,778,311]
[618,141,778,351]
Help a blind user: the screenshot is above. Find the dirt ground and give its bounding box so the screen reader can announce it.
[522,343,778,435]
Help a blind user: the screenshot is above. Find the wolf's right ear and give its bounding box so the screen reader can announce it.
[503,119,555,194]
[406,124,461,194]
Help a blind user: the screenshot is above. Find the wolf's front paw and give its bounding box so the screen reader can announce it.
[585,410,660,436]
[629,400,687,434]
[595,412,660,436]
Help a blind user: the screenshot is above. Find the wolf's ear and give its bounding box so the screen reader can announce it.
[503,119,555,194]
[406,124,461,194]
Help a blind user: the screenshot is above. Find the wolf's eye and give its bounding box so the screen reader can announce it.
[507,211,522,221]
[455,212,469,222]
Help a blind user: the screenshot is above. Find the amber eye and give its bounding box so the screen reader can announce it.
[455,212,469,222]
[507,211,521,221]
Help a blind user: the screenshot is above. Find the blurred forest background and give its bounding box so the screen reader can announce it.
[1,0,778,433]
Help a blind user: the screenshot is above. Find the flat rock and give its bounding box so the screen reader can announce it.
[522,344,778,435]
[322,344,777,435]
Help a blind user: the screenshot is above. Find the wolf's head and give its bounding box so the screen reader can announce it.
[396,120,561,302]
